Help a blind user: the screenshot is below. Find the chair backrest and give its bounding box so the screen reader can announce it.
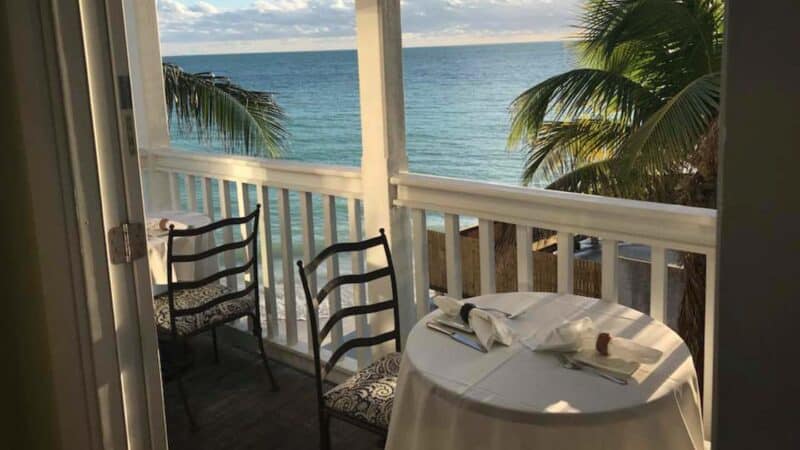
[165,205,261,338]
[297,229,401,386]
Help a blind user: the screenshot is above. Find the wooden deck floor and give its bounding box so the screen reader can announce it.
[164,335,380,450]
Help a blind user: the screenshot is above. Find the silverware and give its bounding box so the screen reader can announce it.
[557,353,628,385]
[476,307,513,318]
[426,322,487,353]
[434,316,474,334]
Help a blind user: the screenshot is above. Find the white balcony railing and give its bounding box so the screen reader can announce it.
[141,147,366,378]
[142,147,717,430]
[392,171,717,431]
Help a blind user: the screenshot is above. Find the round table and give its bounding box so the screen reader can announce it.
[385,292,704,450]
[146,210,217,293]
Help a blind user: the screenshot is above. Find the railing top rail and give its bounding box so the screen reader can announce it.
[392,172,717,254]
[143,147,361,177]
[142,147,363,198]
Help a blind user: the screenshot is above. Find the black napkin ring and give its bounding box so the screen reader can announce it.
[459,302,477,323]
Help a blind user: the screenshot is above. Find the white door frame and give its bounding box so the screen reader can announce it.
[36,0,168,448]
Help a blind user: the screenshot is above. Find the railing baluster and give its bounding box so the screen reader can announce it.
[323,195,343,347]
[277,188,297,345]
[202,177,223,309]
[348,198,370,368]
[601,238,620,302]
[168,172,180,210]
[299,192,316,347]
[649,246,668,321]
[201,177,214,218]
[516,225,533,291]
[238,182,254,331]
[218,179,236,289]
[444,213,462,299]
[411,209,430,320]
[557,232,574,294]
[256,186,278,338]
[478,219,495,294]
[703,251,716,434]
[236,181,251,261]
[186,175,197,211]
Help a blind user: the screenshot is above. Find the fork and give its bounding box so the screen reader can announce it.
[557,353,628,385]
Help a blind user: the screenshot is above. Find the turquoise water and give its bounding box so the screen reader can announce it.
[164,42,576,253]
[166,41,576,185]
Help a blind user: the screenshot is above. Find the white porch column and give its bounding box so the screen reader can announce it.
[123,0,169,149]
[355,0,414,352]
[123,0,171,211]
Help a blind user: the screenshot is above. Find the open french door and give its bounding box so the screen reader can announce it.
[48,0,168,448]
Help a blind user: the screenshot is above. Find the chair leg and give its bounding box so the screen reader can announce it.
[319,410,331,450]
[256,334,279,391]
[211,327,220,364]
[176,375,198,431]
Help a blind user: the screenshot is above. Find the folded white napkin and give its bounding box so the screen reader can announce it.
[525,317,662,364]
[146,217,189,231]
[526,317,597,352]
[433,296,514,350]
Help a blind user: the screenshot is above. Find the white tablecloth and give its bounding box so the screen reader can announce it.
[386,292,704,450]
[146,210,217,291]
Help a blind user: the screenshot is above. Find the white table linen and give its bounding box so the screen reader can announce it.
[146,210,217,290]
[386,292,704,450]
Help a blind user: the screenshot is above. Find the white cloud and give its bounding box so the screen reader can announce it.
[191,2,219,14]
[254,0,311,13]
[330,0,353,11]
[156,0,579,55]
[158,0,203,21]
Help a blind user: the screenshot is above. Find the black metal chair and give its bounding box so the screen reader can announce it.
[297,229,402,450]
[154,205,278,427]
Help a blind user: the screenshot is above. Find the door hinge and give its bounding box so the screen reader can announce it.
[108,222,146,264]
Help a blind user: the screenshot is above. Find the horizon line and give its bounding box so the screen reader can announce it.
[161,37,576,59]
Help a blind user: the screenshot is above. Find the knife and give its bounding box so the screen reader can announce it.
[560,353,628,385]
[426,322,487,353]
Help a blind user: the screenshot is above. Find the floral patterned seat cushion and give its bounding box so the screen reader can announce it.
[323,352,402,430]
[153,284,254,336]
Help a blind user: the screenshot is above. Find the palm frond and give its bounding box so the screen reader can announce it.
[580,0,723,96]
[520,119,630,184]
[579,40,648,77]
[546,158,630,197]
[618,72,720,173]
[163,63,288,157]
[547,158,687,201]
[508,68,659,152]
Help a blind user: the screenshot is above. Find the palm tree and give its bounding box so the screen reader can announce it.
[508,0,724,383]
[162,62,288,157]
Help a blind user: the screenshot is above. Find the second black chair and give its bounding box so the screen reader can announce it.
[297,229,402,450]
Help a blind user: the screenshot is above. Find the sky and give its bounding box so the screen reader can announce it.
[157,0,581,56]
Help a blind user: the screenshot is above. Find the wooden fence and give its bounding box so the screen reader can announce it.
[428,229,602,298]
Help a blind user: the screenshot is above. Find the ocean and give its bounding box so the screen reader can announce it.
[165,41,577,187]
